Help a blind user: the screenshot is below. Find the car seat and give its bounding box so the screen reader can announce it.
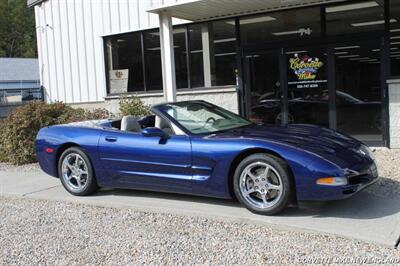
[121,115,142,132]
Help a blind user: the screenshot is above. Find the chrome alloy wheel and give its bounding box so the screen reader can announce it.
[239,161,283,209]
[61,153,89,193]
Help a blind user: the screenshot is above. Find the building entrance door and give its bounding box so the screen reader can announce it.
[284,47,329,128]
[243,40,386,146]
[243,50,283,124]
[244,46,329,127]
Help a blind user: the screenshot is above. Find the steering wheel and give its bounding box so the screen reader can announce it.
[204,117,216,127]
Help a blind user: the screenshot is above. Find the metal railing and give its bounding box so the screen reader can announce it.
[0,87,43,106]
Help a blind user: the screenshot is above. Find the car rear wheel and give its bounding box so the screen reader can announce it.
[233,153,293,215]
[58,147,98,196]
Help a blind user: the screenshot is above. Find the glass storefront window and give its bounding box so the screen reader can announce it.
[240,7,321,45]
[326,1,385,35]
[211,19,237,86]
[245,52,281,124]
[104,20,239,93]
[188,24,205,88]
[105,32,144,94]
[334,41,383,142]
[173,28,189,89]
[390,0,400,76]
[144,31,163,91]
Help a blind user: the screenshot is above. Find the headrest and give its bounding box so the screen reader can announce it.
[121,115,142,132]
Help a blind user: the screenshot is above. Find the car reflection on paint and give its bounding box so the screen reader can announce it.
[250,89,382,134]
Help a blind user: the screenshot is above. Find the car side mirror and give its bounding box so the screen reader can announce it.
[142,127,169,140]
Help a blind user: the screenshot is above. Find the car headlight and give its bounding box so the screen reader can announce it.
[359,144,375,161]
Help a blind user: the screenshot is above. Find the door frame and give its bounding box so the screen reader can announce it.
[242,49,284,122]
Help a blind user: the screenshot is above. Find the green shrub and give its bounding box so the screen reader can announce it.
[0,101,111,165]
[57,105,112,123]
[119,95,151,117]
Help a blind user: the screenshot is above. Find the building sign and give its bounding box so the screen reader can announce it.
[299,27,312,36]
[109,69,128,94]
[282,27,312,37]
[290,55,323,80]
[288,53,327,89]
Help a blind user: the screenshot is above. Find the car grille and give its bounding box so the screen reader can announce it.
[347,164,378,185]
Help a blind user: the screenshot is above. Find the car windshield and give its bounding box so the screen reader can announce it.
[158,102,252,134]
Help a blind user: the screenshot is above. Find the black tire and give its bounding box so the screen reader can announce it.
[58,147,98,196]
[233,153,293,215]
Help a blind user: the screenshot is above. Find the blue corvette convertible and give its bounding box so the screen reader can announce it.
[35,100,378,215]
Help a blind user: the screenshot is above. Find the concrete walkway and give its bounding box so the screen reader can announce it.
[1,169,399,248]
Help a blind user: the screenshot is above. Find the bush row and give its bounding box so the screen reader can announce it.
[0,96,150,165]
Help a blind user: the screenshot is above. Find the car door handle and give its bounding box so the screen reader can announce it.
[105,136,117,142]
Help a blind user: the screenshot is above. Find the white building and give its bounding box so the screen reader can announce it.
[29,0,400,148]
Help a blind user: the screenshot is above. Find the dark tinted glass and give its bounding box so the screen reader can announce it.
[189,24,205,88]
[390,0,400,76]
[240,7,321,45]
[174,28,188,89]
[144,31,163,91]
[286,48,329,127]
[211,19,237,86]
[105,32,144,93]
[246,52,281,124]
[334,41,383,142]
[326,1,385,35]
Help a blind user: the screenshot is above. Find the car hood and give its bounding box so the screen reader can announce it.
[208,123,367,169]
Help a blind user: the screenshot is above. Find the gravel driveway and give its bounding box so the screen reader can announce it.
[369,149,400,198]
[0,196,398,265]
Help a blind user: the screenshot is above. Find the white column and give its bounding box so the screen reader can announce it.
[159,12,176,102]
[201,23,214,87]
[388,79,400,148]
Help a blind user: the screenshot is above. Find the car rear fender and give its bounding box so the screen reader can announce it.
[35,125,104,180]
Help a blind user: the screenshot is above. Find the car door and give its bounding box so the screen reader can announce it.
[98,129,192,194]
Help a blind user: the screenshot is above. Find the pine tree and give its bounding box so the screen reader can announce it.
[0,0,37,58]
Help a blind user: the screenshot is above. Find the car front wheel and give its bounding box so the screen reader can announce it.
[233,153,293,215]
[58,147,98,196]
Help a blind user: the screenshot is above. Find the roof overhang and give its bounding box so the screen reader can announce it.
[147,0,349,22]
[27,0,47,7]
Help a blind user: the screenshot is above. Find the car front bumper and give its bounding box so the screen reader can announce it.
[299,162,379,201]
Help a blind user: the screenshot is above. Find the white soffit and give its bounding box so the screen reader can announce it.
[147,0,350,22]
